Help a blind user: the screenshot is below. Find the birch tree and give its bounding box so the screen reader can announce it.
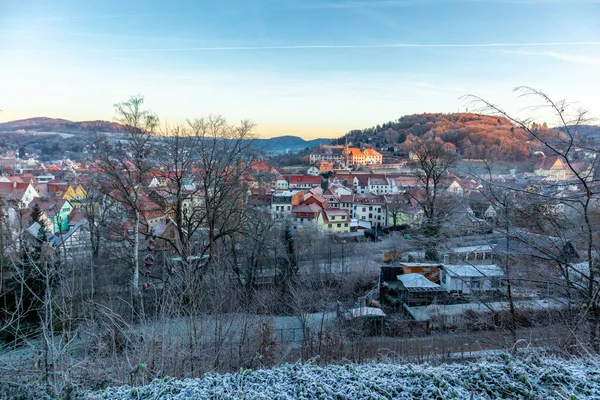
[95,95,158,317]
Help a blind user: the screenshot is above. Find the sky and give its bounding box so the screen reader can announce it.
[1,0,600,139]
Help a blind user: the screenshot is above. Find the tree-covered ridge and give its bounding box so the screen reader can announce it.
[336,113,545,162]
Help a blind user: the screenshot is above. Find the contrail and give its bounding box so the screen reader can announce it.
[122,42,600,52]
[4,41,600,54]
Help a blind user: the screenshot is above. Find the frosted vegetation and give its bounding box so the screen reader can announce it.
[90,355,600,399]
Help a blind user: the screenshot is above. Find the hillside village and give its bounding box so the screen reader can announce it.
[1,107,600,397]
[0,125,598,320]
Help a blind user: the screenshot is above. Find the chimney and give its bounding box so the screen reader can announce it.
[13,181,16,189]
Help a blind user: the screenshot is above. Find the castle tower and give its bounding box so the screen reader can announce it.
[345,137,349,167]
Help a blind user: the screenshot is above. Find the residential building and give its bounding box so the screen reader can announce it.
[271,190,304,219]
[318,208,351,233]
[287,175,322,190]
[352,194,388,227]
[440,264,504,294]
[275,175,289,191]
[309,146,346,164]
[306,166,320,176]
[534,156,567,181]
[0,181,40,208]
[291,203,321,229]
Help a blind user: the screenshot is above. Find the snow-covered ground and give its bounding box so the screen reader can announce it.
[89,354,600,399]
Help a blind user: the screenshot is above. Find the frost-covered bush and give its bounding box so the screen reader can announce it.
[88,354,600,399]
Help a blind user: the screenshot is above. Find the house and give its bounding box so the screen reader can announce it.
[351,194,388,227]
[291,203,322,229]
[63,183,88,204]
[385,193,421,227]
[440,264,504,294]
[151,217,182,251]
[303,192,329,209]
[393,176,422,192]
[0,181,40,208]
[275,175,289,191]
[287,175,322,190]
[271,190,305,220]
[27,220,89,258]
[367,175,392,195]
[318,208,351,233]
[309,145,346,164]
[306,166,320,176]
[317,160,334,173]
[322,188,340,209]
[534,156,567,181]
[49,199,74,233]
[446,180,464,196]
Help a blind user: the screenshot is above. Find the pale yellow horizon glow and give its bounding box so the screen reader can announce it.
[0,111,344,140]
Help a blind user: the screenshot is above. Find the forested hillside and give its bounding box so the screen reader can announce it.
[335,113,549,162]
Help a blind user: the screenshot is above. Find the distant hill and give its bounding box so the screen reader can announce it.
[562,125,600,140]
[335,113,547,162]
[0,117,129,134]
[252,135,331,153]
[0,117,331,154]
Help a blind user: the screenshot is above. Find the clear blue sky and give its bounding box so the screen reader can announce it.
[1,0,599,138]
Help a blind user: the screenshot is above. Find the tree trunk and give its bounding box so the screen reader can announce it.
[132,209,142,317]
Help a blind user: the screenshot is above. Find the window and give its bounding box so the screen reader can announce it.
[328,224,332,229]
[362,207,366,212]
[344,223,348,227]
[337,223,341,228]
[471,279,481,289]
[287,206,290,210]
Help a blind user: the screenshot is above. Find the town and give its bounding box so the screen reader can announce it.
[0,91,599,398]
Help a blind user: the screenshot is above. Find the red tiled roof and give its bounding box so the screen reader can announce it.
[324,208,349,217]
[291,203,321,216]
[0,181,33,195]
[251,161,270,173]
[287,175,322,184]
[363,148,382,156]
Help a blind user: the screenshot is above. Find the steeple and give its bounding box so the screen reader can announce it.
[345,137,349,167]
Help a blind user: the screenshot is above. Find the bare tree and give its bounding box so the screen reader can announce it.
[409,139,459,259]
[466,87,600,352]
[95,95,158,317]
[188,116,255,262]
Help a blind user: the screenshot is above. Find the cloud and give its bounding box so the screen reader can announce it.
[509,50,600,65]
[0,14,145,22]
[4,41,600,55]
[297,0,600,8]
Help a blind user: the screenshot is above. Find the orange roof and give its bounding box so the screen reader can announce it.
[363,148,381,156]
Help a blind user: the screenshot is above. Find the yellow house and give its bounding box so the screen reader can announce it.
[534,156,567,181]
[63,184,88,202]
[318,208,351,233]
